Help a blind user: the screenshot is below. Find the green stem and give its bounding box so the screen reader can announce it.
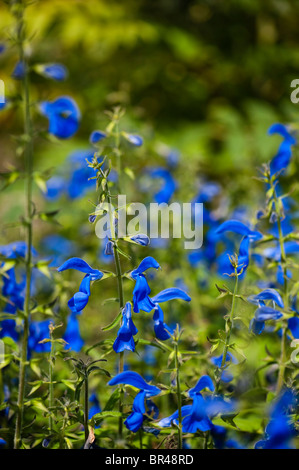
[174,340,182,450]
[271,180,288,394]
[14,4,34,449]
[84,374,89,443]
[215,267,238,394]
[48,326,54,435]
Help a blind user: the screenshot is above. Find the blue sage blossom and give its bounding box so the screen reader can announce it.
[255,388,296,449]
[248,288,284,335]
[89,130,106,144]
[123,133,143,147]
[131,257,160,313]
[57,257,104,313]
[268,123,296,176]
[63,311,84,352]
[39,96,80,139]
[210,352,238,382]
[35,63,68,81]
[113,302,138,353]
[12,61,25,79]
[108,371,160,432]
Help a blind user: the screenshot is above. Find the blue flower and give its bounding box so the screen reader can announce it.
[182,376,215,433]
[124,133,143,147]
[211,353,238,382]
[113,302,138,353]
[255,389,296,449]
[37,63,68,81]
[45,176,66,201]
[58,257,103,313]
[147,168,177,204]
[217,236,250,277]
[268,123,296,176]
[88,393,101,420]
[131,257,160,313]
[12,61,25,79]
[157,405,192,428]
[28,320,51,356]
[39,96,80,139]
[215,219,262,240]
[63,312,84,352]
[249,289,284,335]
[151,288,191,340]
[89,130,106,144]
[108,371,160,433]
[129,234,150,246]
[248,288,284,308]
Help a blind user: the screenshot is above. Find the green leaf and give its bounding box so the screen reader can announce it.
[102,310,122,332]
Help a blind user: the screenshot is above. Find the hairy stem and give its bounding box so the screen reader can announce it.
[271,179,288,394]
[174,339,183,449]
[14,3,34,449]
[215,267,238,394]
[84,374,89,443]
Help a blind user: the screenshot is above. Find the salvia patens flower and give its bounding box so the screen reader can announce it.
[39,96,80,139]
[268,123,296,176]
[63,312,84,352]
[88,393,101,420]
[57,257,103,313]
[151,288,191,340]
[113,302,138,353]
[248,288,284,308]
[12,61,25,80]
[131,257,160,313]
[182,376,215,433]
[129,234,150,246]
[157,406,192,428]
[249,288,284,335]
[215,219,263,241]
[123,133,143,147]
[147,167,177,204]
[217,235,250,277]
[36,63,68,81]
[89,130,106,144]
[211,353,238,382]
[27,320,51,357]
[108,371,160,432]
[255,389,296,449]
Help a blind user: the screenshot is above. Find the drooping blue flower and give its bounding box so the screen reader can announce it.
[131,257,160,313]
[249,288,284,336]
[58,257,103,314]
[211,353,238,382]
[63,312,84,352]
[255,388,296,449]
[89,130,106,144]
[217,236,250,278]
[268,123,296,176]
[37,63,68,81]
[147,168,177,204]
[108,371,160,396]
[39,96,80,139]
[288,317,299,338]
[12,61,25,79]
[88,393,101,420]
[157,405,193,428]
[27,320,51,356]
[124,133,143,147]
[113,302,138,353]
[248,288,284,308]
[182,393,213,433]
[108,371,160,433]
[129,234,150,246]
[45,176,66,201]
[151,288,191,340]
[215,219,263,241]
